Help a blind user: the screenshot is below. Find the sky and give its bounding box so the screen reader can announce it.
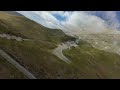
[17,11,120,35]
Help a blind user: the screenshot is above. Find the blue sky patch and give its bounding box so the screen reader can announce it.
[52,14,66,21]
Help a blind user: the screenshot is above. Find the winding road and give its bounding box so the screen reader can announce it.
[0,33,79,77]
[53,41,78,63]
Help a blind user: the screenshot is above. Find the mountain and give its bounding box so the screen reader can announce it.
[2,11,24,17]
[0,11,79,79]
[1,11,120,79]
[0,11,75,44]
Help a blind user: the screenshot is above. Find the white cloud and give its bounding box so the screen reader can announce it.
[84,11,120,30]
[17,11,61,29]
[17,11,120,36]
[104,11,120,30]
[60,11,107,35]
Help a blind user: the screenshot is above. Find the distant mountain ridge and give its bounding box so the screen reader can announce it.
[1,11,24,17]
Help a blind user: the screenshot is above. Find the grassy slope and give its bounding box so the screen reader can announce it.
[63,40,120,79]
[0,38,84,79]
[1,33,120,79]
[0,12,75,44]
[0,55,27,79]
[1,11,24,17]
[0,12,80,79]
[1,12,120,79]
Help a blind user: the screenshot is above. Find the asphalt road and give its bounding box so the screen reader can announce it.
[53,41,78,63]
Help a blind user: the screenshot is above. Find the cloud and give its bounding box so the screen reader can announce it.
[17,11,61,29]
[104,11,120,30]
[17,11,120,35]
[85,11,120,30]
[60,11,107,35]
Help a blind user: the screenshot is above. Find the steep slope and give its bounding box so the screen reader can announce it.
[0,38,84,79]
[0,55,27,79]
[1,11,24,17]
[0,12,75,44]
[0,12,82,79]
[1,11,120,79]
[63,40,120,79]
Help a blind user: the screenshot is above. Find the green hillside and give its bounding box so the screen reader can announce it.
[0,11,120,79]
[63,40,120,79]
[0,12,81,79]
[0,12,75,44]
[2,11,24,16]
[0,38,84,79]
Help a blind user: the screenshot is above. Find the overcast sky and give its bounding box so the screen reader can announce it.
[17,11,120,35]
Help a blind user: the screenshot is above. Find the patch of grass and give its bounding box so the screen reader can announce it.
[63,40,120,79]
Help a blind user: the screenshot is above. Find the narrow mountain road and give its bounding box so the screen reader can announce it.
[0,49,36,79]
[0,34,23,41]
[0,33,79,76]
[0,33,30,41]
[53,41,78,63]
[53,44,71,63]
